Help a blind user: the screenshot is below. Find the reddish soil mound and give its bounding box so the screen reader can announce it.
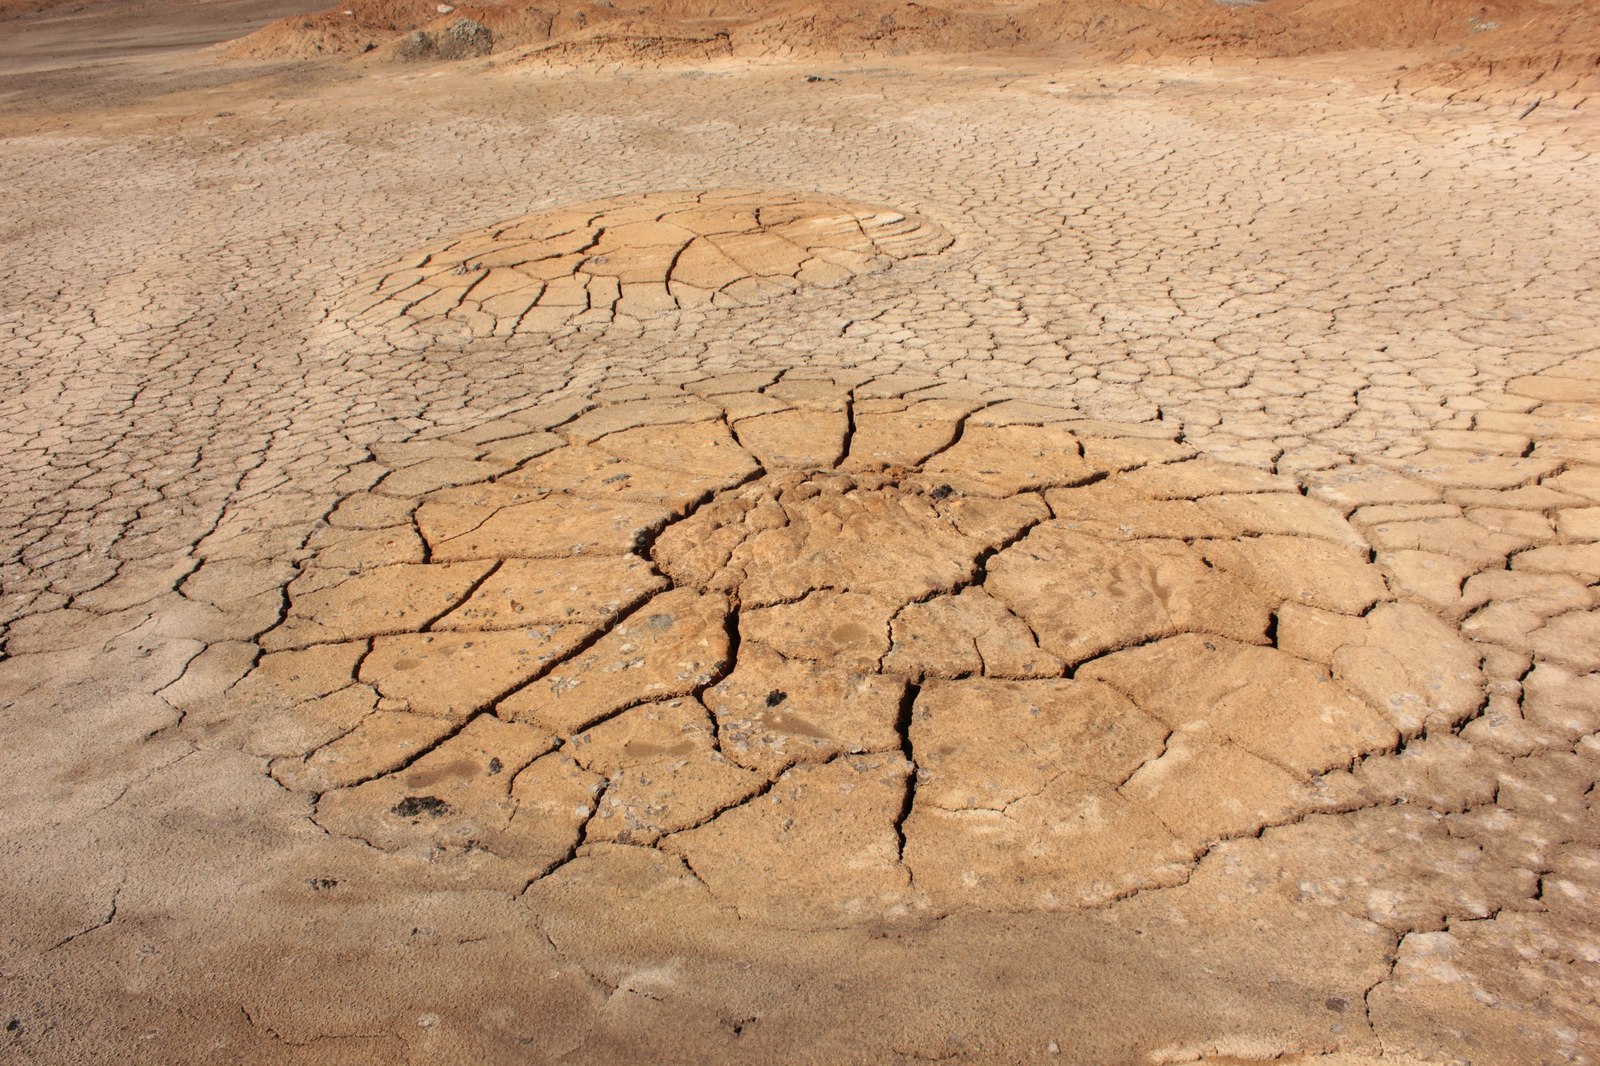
[227,0,1600,103]
[1015,0,1600,62]
[1397,1,1600,104]
[229,0,627,59]
[0,0,53,18]
[0,0,113,18]
[730,2,1027,58]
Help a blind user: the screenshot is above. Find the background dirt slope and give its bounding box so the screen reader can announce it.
[225,0,1600,105]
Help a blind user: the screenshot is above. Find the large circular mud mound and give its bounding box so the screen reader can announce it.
[239,385,1483,926]
[333,190,950,345]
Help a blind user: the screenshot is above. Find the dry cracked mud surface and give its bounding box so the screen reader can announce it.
[3,10,1600,1065]
[266,391,1488,926]
[334,189,951,343]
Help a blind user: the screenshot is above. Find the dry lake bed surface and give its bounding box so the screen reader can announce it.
[2,0,1599,1061]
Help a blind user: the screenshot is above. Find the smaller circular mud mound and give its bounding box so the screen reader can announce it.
[333,190,951,344]
[238,386,1484,928]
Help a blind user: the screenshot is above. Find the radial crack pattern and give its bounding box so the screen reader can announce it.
[244,383,1485,925]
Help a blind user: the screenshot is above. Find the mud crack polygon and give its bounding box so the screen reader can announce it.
[244,385,1483,926]
[332,189,952,344]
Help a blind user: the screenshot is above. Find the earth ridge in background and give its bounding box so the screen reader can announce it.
[1,0,1598,1062]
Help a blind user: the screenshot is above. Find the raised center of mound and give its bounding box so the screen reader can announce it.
[334,190,951,344]
[241,387,1483,926]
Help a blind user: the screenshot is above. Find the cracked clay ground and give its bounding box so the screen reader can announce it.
[2,35,1599,1066]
